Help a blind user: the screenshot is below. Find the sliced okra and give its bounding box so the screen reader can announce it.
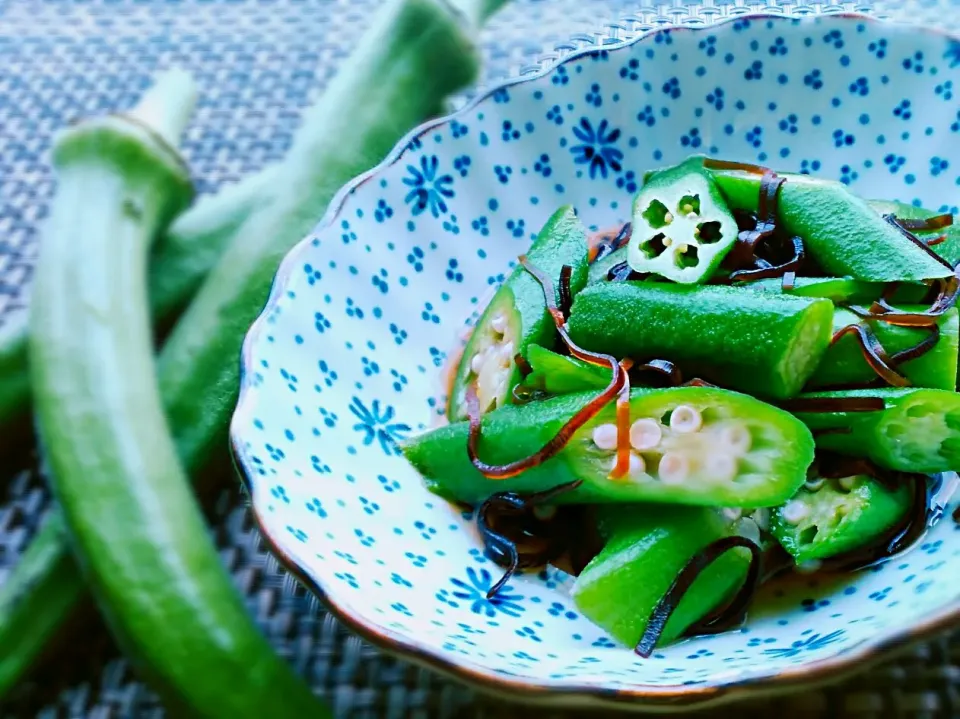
[572,504,752,649]
[627,158,740,284]
[789,387,960,474]
[448,205,588,421]
[711,169,953,282]
[807,307,959,391]
[566,281,834,400]
[771,473,911,563]
[403,386,814,508]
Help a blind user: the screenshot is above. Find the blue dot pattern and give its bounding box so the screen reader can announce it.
[233,15,960,693]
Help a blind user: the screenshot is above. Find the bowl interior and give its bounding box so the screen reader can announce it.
[232,14,960,702]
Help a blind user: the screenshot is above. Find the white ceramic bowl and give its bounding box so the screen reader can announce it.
[231,13,960,711]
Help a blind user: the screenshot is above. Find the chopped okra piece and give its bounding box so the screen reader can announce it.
[868,199,960,268]
[627,158,740,284]
[710,170,953,282]
[520,343,611,395]
[807,307,959,391]
[744,276,885,304]
[448,205,589,421]
[789,388,960,474]
[403,386,814,508]
[567,282,834,400]
[771,473,911,563]
[572,505,753,649]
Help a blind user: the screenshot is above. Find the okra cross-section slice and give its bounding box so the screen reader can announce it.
[567,282,834,400]
[572,505,751,649]
[627,158,739,283]
[448,205,589,421]
[771,473,911,564]
[403,386,814,508]
[807,307,959,391]
[711,170,953,282]
[790,388,960,473]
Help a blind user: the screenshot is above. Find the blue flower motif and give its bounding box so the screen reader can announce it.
[450,567,524,617]
[349,397,410,455]
[570,118,623,179]
[403,155,454,218]
[762,630,845,658]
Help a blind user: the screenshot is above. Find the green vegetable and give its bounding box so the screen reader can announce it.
[571,505,751,648]
[743,276,884,304]
[807,308,959,391]
[867,199,960,267]
[29,70,326,716]
[790,388,960,473]
[0,518,87,696]
[0,0,498,699]
[711,170,953,282]
[448,205,588,420]
[0,141,276,459]
[520,343,610,394]
[627,158,739,283]
[404,386,814,508]
[150,166,278,329]
[566,281,834,400]
[771,473,911,563]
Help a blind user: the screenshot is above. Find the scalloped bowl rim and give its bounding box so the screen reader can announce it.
[230,11,960,711]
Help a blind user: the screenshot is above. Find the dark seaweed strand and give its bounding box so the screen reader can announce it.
[898,214,954,232]
[830,323,911,387]
[953,504,960,525]
[478,480,584,597]
[514,352,534,378]
[779,396,886,413]
[632,359,684,387]
[884,214,955,271]
[558,264,574,319]
[681,378,719,388]
[590,222,633,263]
[730,235,805,283]
[606,260,647,283]
[684,537,764,639]
[890,323,941,364]
[635,536,762,658]
[723,172,785,272]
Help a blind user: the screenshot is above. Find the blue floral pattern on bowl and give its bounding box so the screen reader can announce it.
[232,13,960,709]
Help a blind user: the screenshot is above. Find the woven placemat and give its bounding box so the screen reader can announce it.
[4,0,960,716]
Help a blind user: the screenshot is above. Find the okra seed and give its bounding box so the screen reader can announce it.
[838,475,858,492]
[680,203,693,215]
[664,212,674,224]
[663,237,673,247]
[705,453,737,482]
[677,243,689,254]
[629,452,647,477]
[470,353,484,373]
[490,313,507,334]
[722,507,743,522]
[592,423,619,451]
[719,424,751,454]
[804,478,826,492]
[669,405,702,434]
[781,499,810,524]
[629,418,662,451]
[658,453,689,484]
[734,517,761,545]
